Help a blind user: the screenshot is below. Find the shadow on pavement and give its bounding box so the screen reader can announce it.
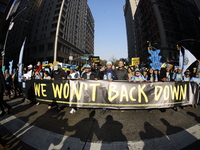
[187,111,200,123]
[139,122,165,140]
[100,115,129,150]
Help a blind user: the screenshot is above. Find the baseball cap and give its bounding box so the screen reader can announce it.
[106,61,112,65]
[85,64,91,68]
[53,66,59,71]
[70,66,76,70]
[135,69,140,72]
[27,64,33,68]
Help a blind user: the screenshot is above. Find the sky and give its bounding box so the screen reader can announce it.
[87,0,128,61]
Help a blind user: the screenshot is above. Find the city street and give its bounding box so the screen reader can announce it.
[1,97,200,150]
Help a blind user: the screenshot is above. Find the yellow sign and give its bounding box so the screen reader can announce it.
[132,57,140,66]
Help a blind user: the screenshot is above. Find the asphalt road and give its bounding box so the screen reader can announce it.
[1,97,200,150]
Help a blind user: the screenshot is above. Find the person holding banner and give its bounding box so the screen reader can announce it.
[147,68,158,82]
[127,67,134,80]
[115,60,128,80]
[51,66,66,80]
[182,71,191,82]
[81,65,98,80]
[160,65,173,82]
[130,69,145,82]
[102,61,117,81]
[172,67,183,82]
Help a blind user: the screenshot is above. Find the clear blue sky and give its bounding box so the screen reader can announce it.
[88,0,128,61]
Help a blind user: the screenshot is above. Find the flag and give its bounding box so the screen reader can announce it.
[182,47,197,74]
[6,0,21,20]
[179,49,183,70]
[9,60,13,75]
[18,38,26,82]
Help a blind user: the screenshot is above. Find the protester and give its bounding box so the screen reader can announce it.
[32,66,43,79]
[160,65,173,82]
[43,71,51,80]
[115,60,128,80]
[112,65,116,70]
[82,64,98,80]
[67,66,80,80]
[142,69,148,81]
[172,67,183,81]
[67,66,80,113]
[102,61,117,81]
[0,65,12,116]
[182,71,190,82]
[3,70,12,100]
[12,68,21,98]
[127,67,134,80]
[91,62,99,74]
[130,69,145,82]
[147,68,158,82]
[26,64,33,80]
[51,66,66,80]
[36,61,42,72]
[197,60,200,77]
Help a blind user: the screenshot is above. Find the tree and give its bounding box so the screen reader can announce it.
[100,59,107,66]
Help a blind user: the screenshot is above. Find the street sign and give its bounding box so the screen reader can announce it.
[81,57,89,59]
[69,56,73,60]
[1,51,4,56]
[131,57,140,66]
[90,56,100,63]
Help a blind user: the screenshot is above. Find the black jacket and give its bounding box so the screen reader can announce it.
[0,68,7,92]
[82,71,97,80]
[159,68,173,81]
[115,68,128,80]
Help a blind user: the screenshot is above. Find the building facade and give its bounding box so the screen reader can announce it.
[124,0,140,61]
[4,0,94,66]
[0,0,14,52]
[128,0,200,65]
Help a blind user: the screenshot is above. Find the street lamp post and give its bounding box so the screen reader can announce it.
[2,6,28,66]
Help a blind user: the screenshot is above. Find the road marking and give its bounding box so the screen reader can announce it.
[1,115,200,150]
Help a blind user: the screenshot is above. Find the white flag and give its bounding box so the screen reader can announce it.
[18,38,26,82]
[6,0,21,20]
[182,47,197,74]
[179,49,183,70]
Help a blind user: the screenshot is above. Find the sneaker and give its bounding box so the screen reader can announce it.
[36,102,40,105]
[70,108,76,114]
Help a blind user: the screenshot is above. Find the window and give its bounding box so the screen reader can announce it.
[39,45,44,52]
[48,43,53,50]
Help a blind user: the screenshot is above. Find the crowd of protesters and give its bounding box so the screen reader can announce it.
[1,60,200,148]
[1,60,200,115]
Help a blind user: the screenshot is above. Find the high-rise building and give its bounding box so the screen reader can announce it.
[4,0,94,66]
[194,0,200,11]
[126,0,200,65]
[124,0,140,61]
[0,0,14,51]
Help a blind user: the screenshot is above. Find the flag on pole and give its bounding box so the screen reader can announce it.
[179,49,183,70]
[18,38,26,82]
[6,0,21,20]
[9,60,13,75]
[182,47,197,74]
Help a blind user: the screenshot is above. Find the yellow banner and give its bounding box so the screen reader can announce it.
[131,57,140,66]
